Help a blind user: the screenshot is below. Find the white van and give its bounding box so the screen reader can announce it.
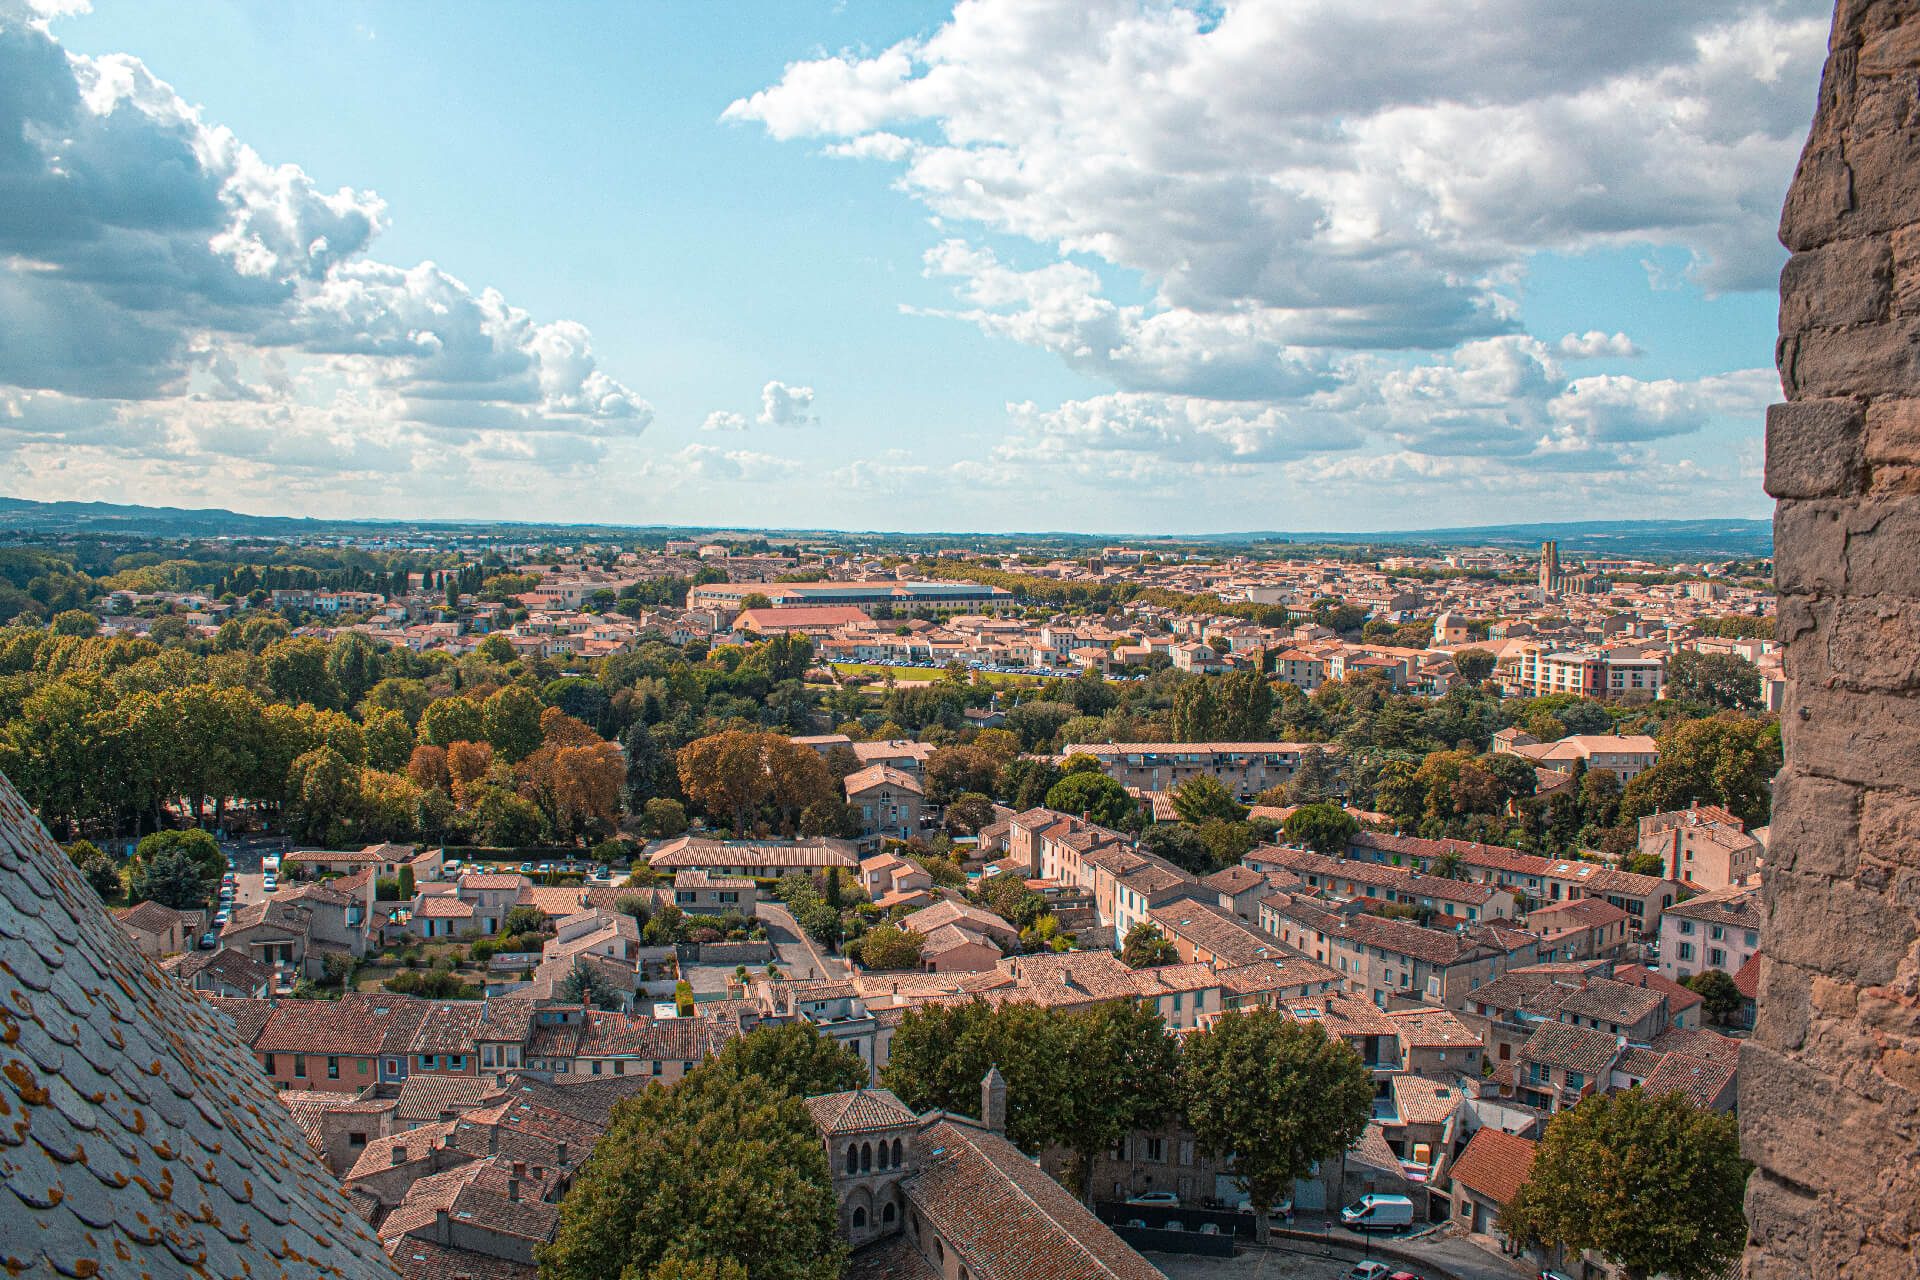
[1340,1193,1415,1231]
[261,854,281,876]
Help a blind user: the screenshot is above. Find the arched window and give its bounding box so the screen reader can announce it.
[845,1145,858,1175]
[853,1206,868,1228]
[859,1142,872,1173]
[883,1202,897,1224]
[933,1239,945,1262]
[891,1137,904,1167]
[875,1140,889,1170]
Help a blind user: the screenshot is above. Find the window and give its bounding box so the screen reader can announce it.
[386,1058,400,1075]
[1746,931,1759,948]
[860,1142,872,1173]
[852,1207,867,1228]
[263,1054,276,1074]
[1566,1071,1586,1090]
[883,1202,897,1224]
[846,1147,859,1176]
[1679,920,1695,935]
[1178,1139,1194,1166]
[326,1056,339,1080]
[348,1132,367,1148]
[1678,942,1695,961]
[292,1057,306,1079]
[1145,1137,1165,1162]
[891,1138,903,1167]
[357,1059,369,1075]
[1709,948,1726,968]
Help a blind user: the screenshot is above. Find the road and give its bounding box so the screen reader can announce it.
[1147,1228,1528,1280]
[756,901,846,983]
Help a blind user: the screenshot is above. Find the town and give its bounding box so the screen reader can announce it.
[1,522,1770,1280]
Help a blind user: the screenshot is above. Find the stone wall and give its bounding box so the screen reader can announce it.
[1746,2,1920,1275]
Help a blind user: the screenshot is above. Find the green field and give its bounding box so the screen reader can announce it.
[830,662,1051,687]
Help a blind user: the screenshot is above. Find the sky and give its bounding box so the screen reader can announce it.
[0,0,1828,534]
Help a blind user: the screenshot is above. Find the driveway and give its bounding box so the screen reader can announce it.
[756,901,845,982]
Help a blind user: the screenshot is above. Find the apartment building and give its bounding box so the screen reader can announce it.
[1257,892,1540,1009]
[1659,885,1763,982]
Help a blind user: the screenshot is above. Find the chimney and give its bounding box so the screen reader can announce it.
[557,1141,568,1165]
[512,1160,526,1178]
[981,1066,1007,1135]
[507,1177,520,1203]
[434,1209,451,1244]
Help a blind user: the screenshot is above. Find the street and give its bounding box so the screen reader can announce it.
[1146,1228,1528,1280]
[755,901,846,982]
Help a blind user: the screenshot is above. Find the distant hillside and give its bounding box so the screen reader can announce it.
[0,497,1771,558]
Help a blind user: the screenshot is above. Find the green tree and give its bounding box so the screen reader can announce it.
[1119,921,1178,969]
[1621,713,1782,827]
[1044,771,1136,828]
[1683,969,1744,1025]
[1283,745,1336,803]
[702,1022,867,1099]
[324,632,385,708]
[132,828,224,883]
[882,1001,1069,1154]
[854,922,924,970]
[1181,1008,1372,1242]
[129,846,209,911]
[1170,774,1246,824]
[482,684,545,762]
[1281,802,1360,854]
[1665,650,1763,712]
[361,707,414,771]
[1454,647,1497,683]
[49,609,100,637]
[1504,1089,1748,1280]
[1057,999,1180,1202]
[285,746,357,843]
[67,840,123,900]
[417,696,485,747]
[997,756,1063,809]
[557,959,625,1010]
[262,637,342,709]
[540,1071,845,1280]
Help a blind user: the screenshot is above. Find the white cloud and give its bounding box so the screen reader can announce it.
[1557,330,1644,359]
[758,380,818,427]
[701,410,749,432]
[654,443,800,483]
[0,7,649,500]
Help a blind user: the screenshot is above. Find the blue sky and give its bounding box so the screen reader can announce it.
[2,1,1824,532]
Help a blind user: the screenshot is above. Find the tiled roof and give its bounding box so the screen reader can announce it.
[905,1119,1165,1280]
[1147,899,1286,966]
[1554,979,1665,1027]
[1389,1075,1463,1126]
[0,769,400,1278]
[394,1074,501,1126]
[1386,1007,1483,1049]
[805,1088,919,1135]
[844,764,925,796]
[386,1237,537,1280]
[115,898,189,933]
[1448,1128,1537,1206]
[1641,1052,1737,1108]
[174,946,276,990]
[1665,884,1764,927]
[204,993,278,1045]
[1519,1023,1623,1075]
[1609,963,1704,1013]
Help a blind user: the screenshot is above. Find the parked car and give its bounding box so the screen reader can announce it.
[1341,1193,1415,1231]
[1539,1272,1577,1280]
[1345,1265,1394,1280]
[212,908,231,927]
[198,931,218,949]
[1124,1191,1179,1207]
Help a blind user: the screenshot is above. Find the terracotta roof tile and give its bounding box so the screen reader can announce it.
[1448,1128,1538,1206]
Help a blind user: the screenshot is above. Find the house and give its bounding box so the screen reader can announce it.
[1248,843,1517,922]
[859,852,934,904]
[1258,892,1539,1009]
[168,946,274,997]
[845,765,925,848]
[1200,865,1271,922]
[409,894,475,939]
[1057,741,1321,799]
[671,868,758,914]
[648,836,859,881]
[1637,804,1762,891]
[113,900,194,957]
[1146,898,1294,968]
[1513,1023,1623,1111]
[1526,897,1631,961]
[1386,1007,1485,1079]
[456,872,533,933]
[1659,884,1763,983]
[898,900,1019,972]
[1447,1128,1538,1247]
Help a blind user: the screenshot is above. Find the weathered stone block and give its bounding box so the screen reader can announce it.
[1841,493,1920,595]
[1786,314,1920,399]
[1861,785,1920,871]
[1829,107,1920,237]
[1766,864,1918,983]
[1788,683,1920,794]
[1780,143,1855,252]
[1766,399,1867,498]
[1773,499,1850,594]
[1780,237,1892,331]
[1768,771,1864,879]
[1826,597,1920,690]
[1864,395,1920,461]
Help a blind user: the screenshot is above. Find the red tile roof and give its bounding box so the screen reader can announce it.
[1449,1127,1538,1207]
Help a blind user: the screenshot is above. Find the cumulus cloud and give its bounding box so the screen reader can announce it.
[758,380,818,427]
[650,443,800,483]
[0,8,649,501]
[1557,330,1644,359]
[727,0,1809,506]
[701,410,749,432]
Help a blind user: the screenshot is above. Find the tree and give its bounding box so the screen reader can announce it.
[1621,713,1782,827]
[49,609,100,637]
[67,840,122,900]
[262,637,342,709]
[324,632,384,707]
[131,828,225,884]
[1665,650,1763,712]
[1181,1008,1372,1242]
[286,746,356,843]
[925,745,1000,804]
[881,1001,1069,1155]
[483,684,545,762]
[1171,774,1245,824]
[855,923,924,970]
[539,1070,845,1280]
[943,791,996,835]
[1283,745,1336,804]
[418,696,486,747]
[1683,969,1744,1025]
[444,739,495,805]
[1056,999,1180,1202]
[643,797,691,837]
[996,756,1062,809]
[1044,771,1136,829]
[361,708,414,771]
[1504,1089,1748,1280]
[1454,648,1496,683]
[703,1022,867,1099]
[557,959,625,1009]
[1281,802,1359,854]
[1120,921,1178,969]
[467,785,548,847]
[129,846,209,911]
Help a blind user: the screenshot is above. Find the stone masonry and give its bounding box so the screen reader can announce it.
[1747,2,1920,1275]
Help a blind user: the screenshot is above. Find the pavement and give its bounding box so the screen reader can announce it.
[756,901,845,982]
